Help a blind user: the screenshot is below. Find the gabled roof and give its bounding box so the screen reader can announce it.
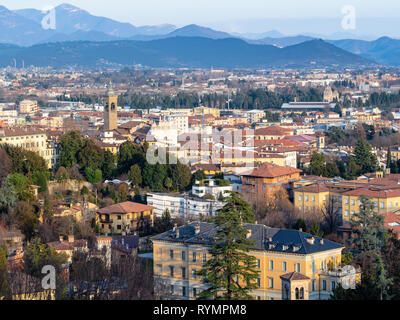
[280,272,310,281]
[98,201,155,214]
[241,163,301,178]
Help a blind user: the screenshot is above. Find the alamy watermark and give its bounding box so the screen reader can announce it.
[41,265,56,290]
[341,5,356,30]
[41,6,56,30]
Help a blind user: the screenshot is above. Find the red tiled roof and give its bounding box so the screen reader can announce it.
[241,163,301,178]
[254,126,293,136]
[342,187,400,198]
[295,183,330,193]
[98,201,155,214]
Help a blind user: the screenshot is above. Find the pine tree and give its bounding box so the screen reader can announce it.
[352,139,379,174]
[350,196,387,254]
[198,192,260,300]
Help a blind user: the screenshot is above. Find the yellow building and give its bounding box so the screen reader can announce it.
[0,127,58,169]
[152,222,358,300]
[193,106,220,118]
[97,201,155,235]
[293,180,400,222]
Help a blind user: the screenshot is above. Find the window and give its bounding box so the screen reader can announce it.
[269,260,274,271]
[381,202,385,209]
[182,286,186,297]
[299,195,303,201]
[257,277,261,288]
[203,253,207,263]
[257,259,260,269]
[351,211,355,216]
[192,252,197,262]
[299,287,304,300]
[312,261,315,273]
[182,251,186,261]
[295,263,300,272]
[322,280,327,291]
[345,198,349,204]
[305,196,309,201]
[312,196,315,202]
[331,281,336,291]
[389,202,393,209]
[181,267,186,279]
[171,285,175,295]
[282,261,287,272]
[117,225,122,230]
[351,199,355,205]
[345,210,349,216]
[170,250,174,260]
[193,288,197,298]
[268,277,274,289]
[170,266,174,277]
[192,269,197,280]
[312,280,316,292]
[117,215,122,220]
[157,264,162,274]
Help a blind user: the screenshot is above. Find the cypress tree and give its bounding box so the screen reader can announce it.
[198,192,260,300]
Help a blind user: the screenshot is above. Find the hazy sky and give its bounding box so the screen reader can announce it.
[3,0,400,35]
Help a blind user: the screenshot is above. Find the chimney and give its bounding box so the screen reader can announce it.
[68,235,75,243]
[320,239,324,245]
[195,225,201,235]
[173,223,178,231]
[299,228,303,232]
[306,237,315,245]
[176,228,180,238]
[59,236,64,242]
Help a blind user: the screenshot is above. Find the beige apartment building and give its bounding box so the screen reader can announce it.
[19,100,39,115]
[0,127,58,169]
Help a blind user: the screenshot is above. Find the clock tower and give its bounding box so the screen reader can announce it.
[104,82,118,131]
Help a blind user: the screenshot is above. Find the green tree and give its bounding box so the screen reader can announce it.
[0,176,17,214]
[8,173,33,201]
[128,164,142,187]
[77,139,104,171]
[102,151,116,180]
[352,139,379,174]
[84,167,102,185]
[153,209,173,234]
[58,131,84,168]
[310,221,324,237]
[350,197,387,254]
[309,152,326,176]
[198,192,259,300]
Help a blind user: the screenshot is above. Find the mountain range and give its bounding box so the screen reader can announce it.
[0,3,399,67]
[0,37,373,69]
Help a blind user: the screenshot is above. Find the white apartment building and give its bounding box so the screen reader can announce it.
[191,179,232,199]
[146,193,224,219]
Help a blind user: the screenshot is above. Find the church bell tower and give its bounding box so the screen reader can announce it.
[104,82,118,131]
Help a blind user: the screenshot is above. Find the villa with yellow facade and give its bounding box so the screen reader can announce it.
[97,201,155,235]
[151,222,359,300]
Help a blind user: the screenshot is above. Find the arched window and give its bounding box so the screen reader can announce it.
[300,287,304,300]
[295,288,299,300]
[105,102,109,112]
[111,103,116,111]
